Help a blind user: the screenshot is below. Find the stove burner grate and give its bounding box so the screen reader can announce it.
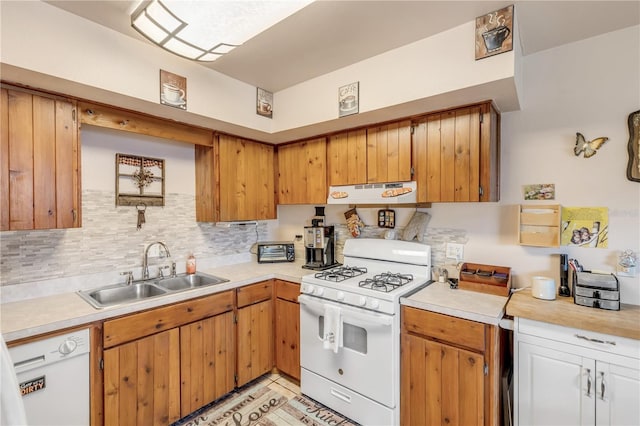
[314,266,367,282]
[358,272,414,292]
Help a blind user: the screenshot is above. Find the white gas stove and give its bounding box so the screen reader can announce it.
[299,238,432,426]
[300,238,432,315]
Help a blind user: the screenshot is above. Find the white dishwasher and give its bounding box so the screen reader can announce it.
[8,328,90,426]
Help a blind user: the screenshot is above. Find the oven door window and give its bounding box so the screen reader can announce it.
[319,316,367,354]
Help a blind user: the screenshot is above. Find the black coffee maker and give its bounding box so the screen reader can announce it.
[302,225,339,270]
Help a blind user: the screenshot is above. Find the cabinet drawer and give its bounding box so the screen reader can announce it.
[237,280,273,308]
[275,280,300,303]
[402,306,485,352]
[103,290,233,348]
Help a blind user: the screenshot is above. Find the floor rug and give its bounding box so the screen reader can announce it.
[173,376,358,426]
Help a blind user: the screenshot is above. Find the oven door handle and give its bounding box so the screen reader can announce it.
[298,295,393,327]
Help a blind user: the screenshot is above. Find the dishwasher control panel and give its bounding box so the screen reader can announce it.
[9,329,90,374]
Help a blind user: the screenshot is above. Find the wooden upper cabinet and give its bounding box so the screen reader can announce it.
[366,120,412,184]
[277,137,327,204]
[327,129,367,186]
[413,102,500,203]
[1,87,80,231]
[196,134,275,222]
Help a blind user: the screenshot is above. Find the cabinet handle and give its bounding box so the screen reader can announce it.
[584,368,592,397]
[599,371,606,401]
[575,334,616,346]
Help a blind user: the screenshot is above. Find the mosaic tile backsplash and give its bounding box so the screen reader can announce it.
[1,190,269,287]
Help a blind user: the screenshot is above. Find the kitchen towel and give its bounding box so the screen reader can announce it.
[322,304,342,353]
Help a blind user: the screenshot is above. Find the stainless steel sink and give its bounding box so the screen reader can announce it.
[78,273,229,309]
[154,272,229,291]
[78,282,168,309]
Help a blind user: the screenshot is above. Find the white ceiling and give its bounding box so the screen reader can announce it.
[45,1,640,93]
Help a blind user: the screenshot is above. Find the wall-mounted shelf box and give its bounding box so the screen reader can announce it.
[518,204,561,247]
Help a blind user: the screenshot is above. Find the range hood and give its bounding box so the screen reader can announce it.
[327,181,417,204]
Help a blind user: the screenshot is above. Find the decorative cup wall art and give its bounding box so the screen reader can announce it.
[475,5,514,60]
[338,82,359,117]
[160,69,187,109]
[257,87,273,118]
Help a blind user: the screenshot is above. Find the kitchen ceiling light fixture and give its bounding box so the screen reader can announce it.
[131,0,313,62]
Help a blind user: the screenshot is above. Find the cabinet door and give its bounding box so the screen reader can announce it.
[217,135,275,221]
[1,88,79,230]
[237,299,274,386]
[413,103,499,203]
[327,129,367,185]
[103,328,181,426]
[277,137,327,204]
[517,342,594,426]
[596,362,640,426]
[401,333,484,426]
[366,120,412,183]
[275,297,300,380]
[180,312,235,416]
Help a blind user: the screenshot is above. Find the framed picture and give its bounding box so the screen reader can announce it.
[116,153,165,206]
[627,109,640,182]
[475,5,514,60]
[160,69,187,110]
[338,82,359,117]
[256,87,273,118]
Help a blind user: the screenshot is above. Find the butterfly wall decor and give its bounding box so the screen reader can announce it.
[574,132,609,158]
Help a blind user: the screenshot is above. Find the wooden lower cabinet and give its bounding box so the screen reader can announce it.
[102,291,234,425]
[274,280,300,380]
[103,329,181,426]
[236,281,274,387]
[401,306,502,426]
[180,312,235,415]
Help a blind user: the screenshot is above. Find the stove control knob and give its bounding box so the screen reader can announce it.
[303,284,314,294]
[370,299,380,309]
[316,287,324,296]
[336,291,345,301]
[358,296,367,306]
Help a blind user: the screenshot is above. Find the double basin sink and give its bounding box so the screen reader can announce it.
[78,272,229,309]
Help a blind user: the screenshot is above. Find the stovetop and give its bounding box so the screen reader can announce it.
[314,266,368,282]
[359,272,414,292]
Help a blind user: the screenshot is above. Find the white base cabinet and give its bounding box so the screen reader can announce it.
[514,318,640,426]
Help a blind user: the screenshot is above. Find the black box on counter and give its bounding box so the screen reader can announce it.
[573,271,620,311]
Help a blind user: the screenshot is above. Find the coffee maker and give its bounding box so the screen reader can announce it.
[303,225,339,270]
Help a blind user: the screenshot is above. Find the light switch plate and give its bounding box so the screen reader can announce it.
[446,243,464,261]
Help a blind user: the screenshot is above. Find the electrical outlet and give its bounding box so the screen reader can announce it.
[446,243,464,261]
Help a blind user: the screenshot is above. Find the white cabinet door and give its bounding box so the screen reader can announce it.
[518,342,595,426]
[596,362,640,426]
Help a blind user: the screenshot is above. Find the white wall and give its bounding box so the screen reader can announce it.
[276,26,640,305]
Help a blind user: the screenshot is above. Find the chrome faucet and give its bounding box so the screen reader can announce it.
[143,241,171,280]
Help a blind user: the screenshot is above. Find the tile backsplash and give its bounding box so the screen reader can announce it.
[0,190,268,287]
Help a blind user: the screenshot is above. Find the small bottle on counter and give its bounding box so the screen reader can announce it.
[186,254,196,274]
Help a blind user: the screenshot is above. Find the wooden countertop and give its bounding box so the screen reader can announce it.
[507,289,640,340]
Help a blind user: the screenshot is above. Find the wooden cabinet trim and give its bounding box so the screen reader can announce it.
[79,101,213,147]
[103,290,234,348]
[237,280,273,308]
[401,306,486,352]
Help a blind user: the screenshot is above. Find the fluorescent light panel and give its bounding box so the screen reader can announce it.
[131,0,313,62]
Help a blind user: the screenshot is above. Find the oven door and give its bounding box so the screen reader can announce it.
[299,294,397,407]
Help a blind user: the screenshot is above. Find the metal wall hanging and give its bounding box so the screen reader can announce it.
[116,153,165,207]
[338,82,359,118]
[627,110,640,182]
[574,132,609,158]
[256,87,273,118]
[160,69,187,110]
[475,5,514,60]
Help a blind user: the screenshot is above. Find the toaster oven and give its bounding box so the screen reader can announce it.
[256,242,295,263]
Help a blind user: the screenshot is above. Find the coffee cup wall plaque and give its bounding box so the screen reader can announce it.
[160,69,187,110]
[475,4,514,60]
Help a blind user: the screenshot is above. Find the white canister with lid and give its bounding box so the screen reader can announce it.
[531,276,556,300]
